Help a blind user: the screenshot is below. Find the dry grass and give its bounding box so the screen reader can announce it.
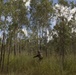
[0,53,76,75]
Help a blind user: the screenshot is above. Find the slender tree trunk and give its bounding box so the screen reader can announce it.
[0,43,4,68]
[0,32,6,72]
[1,44,5,72]
[14,33,16,56]
[14,44,16,56]
[61,24,65,70]
[7,37,11,72]
[61,46,65,70]
[18,39,21,54]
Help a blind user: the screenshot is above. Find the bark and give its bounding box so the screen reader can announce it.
[7,37,11,72]
[0,32,6,72]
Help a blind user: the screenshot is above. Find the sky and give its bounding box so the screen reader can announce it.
[0,0,76,39]
[53,0,76,3]
[25,0,76,7]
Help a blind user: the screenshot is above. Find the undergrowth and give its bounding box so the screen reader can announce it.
[0,54,76,75]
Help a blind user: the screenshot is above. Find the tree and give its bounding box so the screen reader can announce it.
[53,1,72,70]
[30,0,53,56]
[0,0,29,72]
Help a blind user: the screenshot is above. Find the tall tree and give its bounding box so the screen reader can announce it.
[30,0,53,56]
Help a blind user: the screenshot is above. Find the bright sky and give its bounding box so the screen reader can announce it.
[22,0,76,41]
[54,4,76,21]
[53,0,76,3]
[0,0,76,40]
[22,28,28,36]
[23,0,31,7]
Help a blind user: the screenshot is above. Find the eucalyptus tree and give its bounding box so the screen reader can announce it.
[0,0,11,71]
[69,1,76,57]
[53,1,73,70]
[7,0,29,56]
[70,13,76,57]
[53,1,76,72]
[0,0,29,71]
[30,0,53,55]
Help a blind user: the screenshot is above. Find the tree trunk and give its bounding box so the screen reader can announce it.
[0,32,6,72]
[7,37,11,72]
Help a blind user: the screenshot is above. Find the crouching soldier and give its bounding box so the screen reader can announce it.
[33,50,43,61]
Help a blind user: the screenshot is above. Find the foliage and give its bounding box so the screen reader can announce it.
[0,54,76,75]
[0,0,76,75]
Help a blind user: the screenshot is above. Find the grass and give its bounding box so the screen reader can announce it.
[0,53,76,75]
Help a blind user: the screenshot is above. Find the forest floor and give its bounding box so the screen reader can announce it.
[0,53,76,75]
